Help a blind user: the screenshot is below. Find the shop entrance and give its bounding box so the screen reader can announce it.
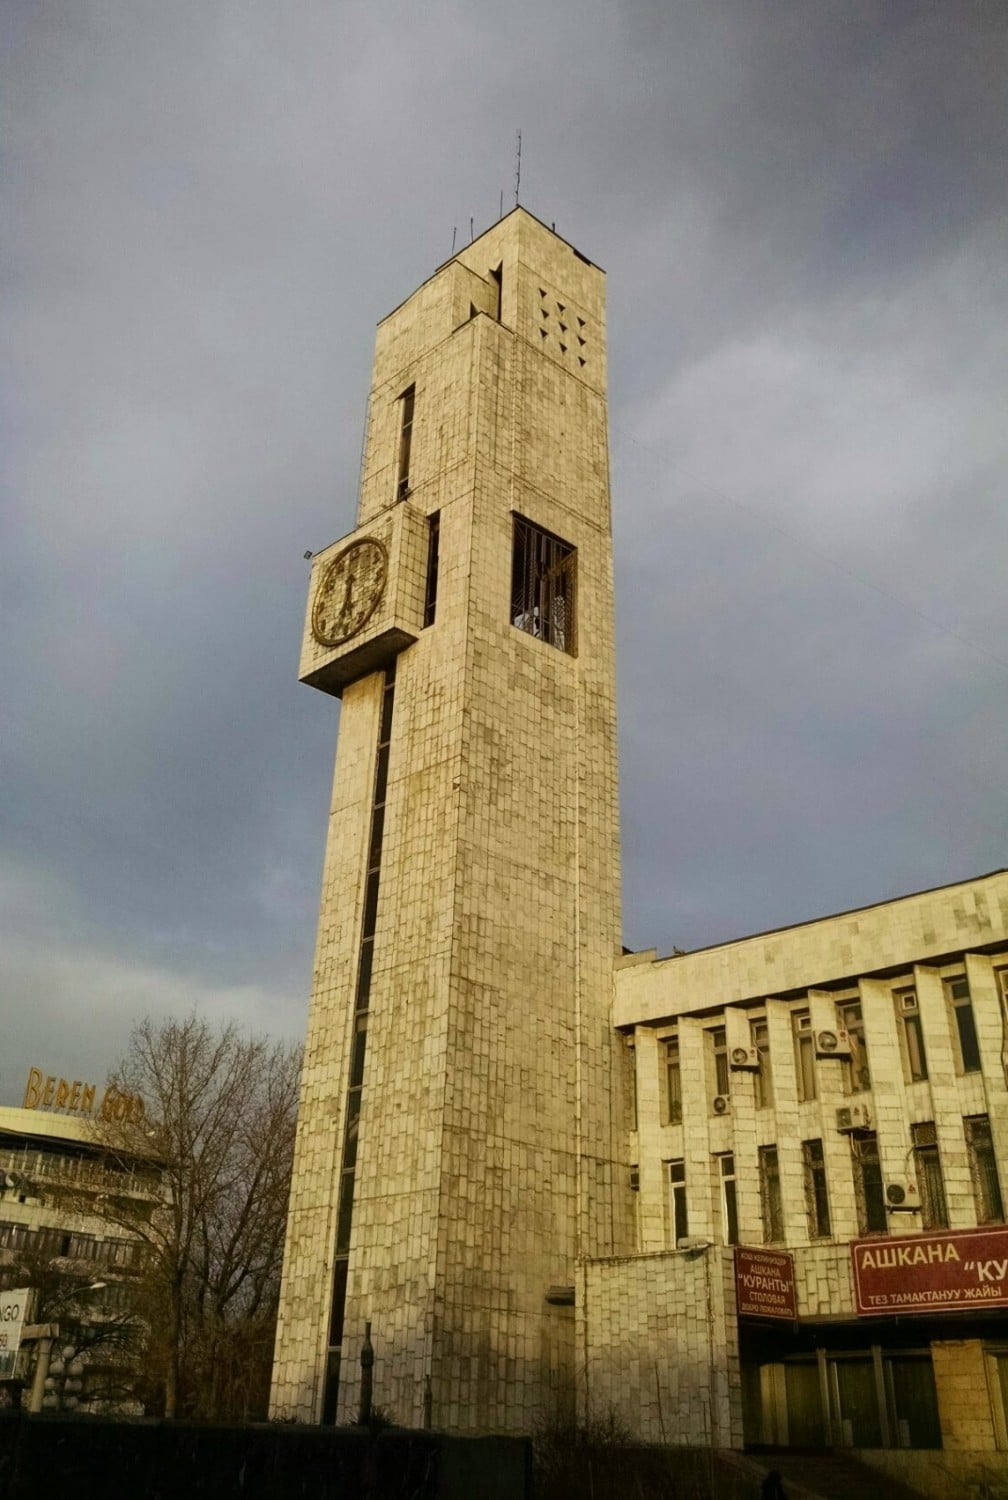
[740,1323,942,1451]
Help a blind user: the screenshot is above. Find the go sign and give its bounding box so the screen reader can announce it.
[0,1288,29,1373]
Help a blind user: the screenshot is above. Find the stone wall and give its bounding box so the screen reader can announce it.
[577,1248,743,1447]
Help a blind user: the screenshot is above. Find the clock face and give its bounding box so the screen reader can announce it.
[312,537,388,648]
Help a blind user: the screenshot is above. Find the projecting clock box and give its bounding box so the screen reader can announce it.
[299,503,429,696]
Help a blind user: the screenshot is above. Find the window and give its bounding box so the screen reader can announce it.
[423,511,440,627]
[912,1122,949,1229]
[710,1027,729,1100]
[490,262,502,320]
[669,1159,688,1246]
[802,1139,831,1238]
[946,974,981,1073]
[966,1115,1004,1223]
[510,516,576,653]
[852,1132,887,1234]
[793,1013,816,1102]
[895,988,927,1082]
[664,1037,682,1125]
[752,1019,773,1109]
[395,383,415,500]
[718,1154,739,1245]
[840,1001,871,1093]
[759,1145,784,1243]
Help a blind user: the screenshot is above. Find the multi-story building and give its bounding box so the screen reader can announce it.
[272,207,1008,1491]
[597,870,1008,1492]
[0,1102,158,1406]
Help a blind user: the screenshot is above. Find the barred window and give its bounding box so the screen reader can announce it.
[965,1115,1004,1224]
[912,1121,949,1229]
[510,516,576,654]
[852,1132,888,1235]
[759,1145,784,1243]
[803,1139,831,1238]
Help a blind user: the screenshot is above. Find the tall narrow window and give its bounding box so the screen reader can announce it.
[965,1115,1004,1223]
[490,262,502,320]
[793,1013,816,1102]
[912,1122,948,1229]
[946,975,981,1073]
[759,1145,784,1243]
[669,1160,688,1246]
[664,1037,682,1125]
[840,1001,871,1093]
[510,516,576,654]
[323,663,396,1422]
[802,1139,831,1238]
[718,1154,739,1245]
[852,1131,887,1234]
[423,511,440,627]
[895,988,927,1082]
[710,1027,729,1100]
[752,1019,773,1109]
[395,383,415,500]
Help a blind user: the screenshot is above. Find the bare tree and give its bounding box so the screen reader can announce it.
[94,1015,301,1420]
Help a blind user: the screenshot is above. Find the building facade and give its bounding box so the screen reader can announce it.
[273,210,1008,1484]
[271,208,634,1431]
[0,1101,158,1407]
[594,871,1008,1488]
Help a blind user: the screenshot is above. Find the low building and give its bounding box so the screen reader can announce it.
[580,868,1008,1492]
[0,1098,160,1408]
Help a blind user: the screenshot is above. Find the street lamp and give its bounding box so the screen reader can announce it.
[43,1347,85,1411]
[27,1281,108,1415]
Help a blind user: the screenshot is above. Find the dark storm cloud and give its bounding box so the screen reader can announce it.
[1,0,1006,1097]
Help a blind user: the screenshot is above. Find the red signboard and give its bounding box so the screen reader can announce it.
[852,1225,1008,1316]
[734,1247,797,1320]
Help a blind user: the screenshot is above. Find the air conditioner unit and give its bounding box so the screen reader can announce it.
[817,1027,851,1056]
[885,1181,920,1212]
[712,1094,731,1116]
[729,1045,760,1071]
[836,1103,872,1133]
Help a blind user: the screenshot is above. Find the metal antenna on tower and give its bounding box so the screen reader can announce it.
[451,226,457,255]
[514,130,522,207]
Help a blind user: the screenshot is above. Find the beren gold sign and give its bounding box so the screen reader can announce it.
[22,1067,144,1123]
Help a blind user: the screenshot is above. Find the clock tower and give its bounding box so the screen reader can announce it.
[271,208,632,1430]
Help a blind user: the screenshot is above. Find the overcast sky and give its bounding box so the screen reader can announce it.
[3,1,1007,1102]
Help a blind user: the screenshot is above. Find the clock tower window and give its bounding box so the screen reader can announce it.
[395,384,415,500]
[510,515,576,654]
[423,512,440,627]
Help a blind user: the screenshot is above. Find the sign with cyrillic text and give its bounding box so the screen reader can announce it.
[852,1226,1008,1315]
[734,1247,797,1320]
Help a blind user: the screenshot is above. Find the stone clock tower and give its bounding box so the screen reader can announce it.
[271,208,632,1431]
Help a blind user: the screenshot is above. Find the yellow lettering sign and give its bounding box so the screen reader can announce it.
[22,1068,43,1109]
[21,1068,143,1122]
